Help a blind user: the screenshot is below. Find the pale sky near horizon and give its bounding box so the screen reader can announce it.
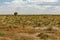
[0,0,60,14]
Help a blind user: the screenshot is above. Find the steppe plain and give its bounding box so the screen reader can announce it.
[0,15,60,40]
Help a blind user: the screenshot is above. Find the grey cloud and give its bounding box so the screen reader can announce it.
[38,2,60,6]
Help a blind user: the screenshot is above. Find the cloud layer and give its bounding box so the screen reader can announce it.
[0,0,60,14]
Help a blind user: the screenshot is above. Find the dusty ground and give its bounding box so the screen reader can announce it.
[0,15,60,40]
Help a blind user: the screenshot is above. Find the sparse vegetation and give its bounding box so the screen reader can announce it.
[0,15,59,40]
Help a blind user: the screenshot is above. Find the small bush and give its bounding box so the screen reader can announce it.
[0,32,5,36]
[20,37,33,40]
[46,27,53,31]
[37,33,48,39]
[56,20,60,25]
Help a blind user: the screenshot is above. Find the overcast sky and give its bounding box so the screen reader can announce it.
[0,0,60,14]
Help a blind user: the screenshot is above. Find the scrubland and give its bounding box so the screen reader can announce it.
[0,15,60,40]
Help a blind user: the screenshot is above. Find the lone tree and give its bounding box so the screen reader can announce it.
[14,12,18,16]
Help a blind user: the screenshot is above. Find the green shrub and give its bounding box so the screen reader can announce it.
[0,32,5,36]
